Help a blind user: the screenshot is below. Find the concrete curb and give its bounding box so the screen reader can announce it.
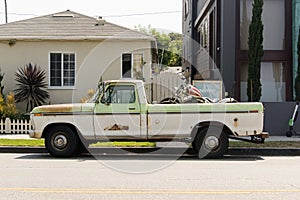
[1,147,300,156]
[0,147,47,154]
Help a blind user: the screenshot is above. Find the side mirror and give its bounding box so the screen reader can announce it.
[104,92,108,104]
[100,92,110,106]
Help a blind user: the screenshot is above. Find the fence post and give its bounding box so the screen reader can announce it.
[5,118,11,134]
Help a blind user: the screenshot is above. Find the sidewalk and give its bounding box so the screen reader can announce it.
[266,136,300,141]
[0,134,33,140]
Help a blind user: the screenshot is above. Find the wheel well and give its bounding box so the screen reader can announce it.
[42,123,78,139]
[191,121,234,141]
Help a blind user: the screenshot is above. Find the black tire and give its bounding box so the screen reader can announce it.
[286,129,295,137]
[45,125,80,158]
[74,140,87,155]
[192,126,229,159]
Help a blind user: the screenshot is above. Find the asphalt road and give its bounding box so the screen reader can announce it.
[1,153,300,200]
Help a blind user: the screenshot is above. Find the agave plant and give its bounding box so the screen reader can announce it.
[14,63,49,112]
[0,68,4,97]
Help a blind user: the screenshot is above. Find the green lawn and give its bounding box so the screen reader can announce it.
[90,141,156,147]
[0,139,155,148]
[0,139,45,147]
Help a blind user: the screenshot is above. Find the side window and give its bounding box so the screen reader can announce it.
[122,53,144,79]
[102,85,136,104]
[122,54,132,78]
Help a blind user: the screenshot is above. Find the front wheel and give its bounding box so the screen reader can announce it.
[192,126,229,159]
[45,125,80,158]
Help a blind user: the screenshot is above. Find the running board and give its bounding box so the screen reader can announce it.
[229,135,266,144]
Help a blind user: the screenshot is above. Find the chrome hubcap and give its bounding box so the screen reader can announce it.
[204,136,219,150]
[53,134,68,149]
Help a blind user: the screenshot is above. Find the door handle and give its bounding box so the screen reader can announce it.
[129,107,136,111]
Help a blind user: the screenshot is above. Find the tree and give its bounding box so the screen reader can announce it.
[295,28,300,100]
[135,25,182,68]
[168,33,183,66]
[14,63,49,112]
[247,0,264,102]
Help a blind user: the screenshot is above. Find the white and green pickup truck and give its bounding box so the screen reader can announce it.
[29,80,268,158]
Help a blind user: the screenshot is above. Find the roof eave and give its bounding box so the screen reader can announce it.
[0,36,155,41]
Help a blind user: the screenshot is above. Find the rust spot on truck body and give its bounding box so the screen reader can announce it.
[104,124,129,131]
[38,105,73,113]
[32,104,88,113]
[233,118,238,128]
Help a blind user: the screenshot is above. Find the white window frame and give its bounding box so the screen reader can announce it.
[121,52,144,79]
[48,51,76,89]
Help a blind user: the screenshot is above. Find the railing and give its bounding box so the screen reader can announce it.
[0,118,31,134]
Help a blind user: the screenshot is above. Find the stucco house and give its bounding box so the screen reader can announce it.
[0,10,155,111]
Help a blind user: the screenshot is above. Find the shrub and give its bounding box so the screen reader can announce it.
[14,63,49,112]
[80,89,95,103]
[0,90,5,118]
[4,92,17,119]
[0,92,18,119]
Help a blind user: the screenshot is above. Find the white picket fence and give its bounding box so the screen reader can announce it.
[0,118,31,134]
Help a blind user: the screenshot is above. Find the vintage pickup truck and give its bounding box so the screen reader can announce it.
[29,80,268,158]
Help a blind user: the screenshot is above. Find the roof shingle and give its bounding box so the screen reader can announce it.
[0,10,155,41]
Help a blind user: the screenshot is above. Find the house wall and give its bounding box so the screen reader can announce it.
[183,0,297,136]
[237,0,293,102]
[0,40,152,111]
[263,102,300,136]
[220,0,236,96]
[182,0,194,72]
[184,0,236,93]
[185,0,293,101]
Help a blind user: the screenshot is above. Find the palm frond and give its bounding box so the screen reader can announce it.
[14,63,49,112]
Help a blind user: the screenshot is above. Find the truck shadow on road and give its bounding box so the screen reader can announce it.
[15,153,264,162]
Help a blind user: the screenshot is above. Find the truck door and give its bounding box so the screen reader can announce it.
[93,84,141,139]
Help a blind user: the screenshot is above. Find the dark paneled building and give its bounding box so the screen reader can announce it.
[182,0,300,135]
[183,0,293,102]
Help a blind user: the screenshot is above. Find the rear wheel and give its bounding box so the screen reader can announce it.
[45,125,80,158]
[192,126,229,159]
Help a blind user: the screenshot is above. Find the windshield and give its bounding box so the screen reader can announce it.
[88,85,103,103]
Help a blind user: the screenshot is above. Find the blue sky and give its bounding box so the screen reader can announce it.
[0,0,182,33]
